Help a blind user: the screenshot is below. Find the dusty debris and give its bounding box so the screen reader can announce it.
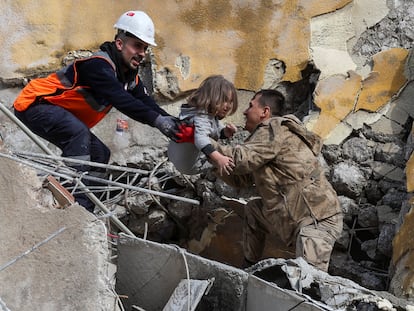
[163,278,214,311]
[247,257,413,311]
[0,2,413,308]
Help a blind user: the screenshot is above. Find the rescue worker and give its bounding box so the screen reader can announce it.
[13,11,182,212]
[212,89,343,272]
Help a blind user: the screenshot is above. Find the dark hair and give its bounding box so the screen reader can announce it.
[254,89,285,116]
[115,30,139,41]
[115,30,128,41]
[187,75,238,116]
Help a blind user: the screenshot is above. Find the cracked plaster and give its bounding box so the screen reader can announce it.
[310,0,389,79]
[311,48,408,142]
[1,0,352,91]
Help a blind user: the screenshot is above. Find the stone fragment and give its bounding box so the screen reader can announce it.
[370,161,405,183]
[127,192,153,215]
[374,142,405,167]
[356,203,379,229]
[342,137,374,163]
[338,195,359,223]
[377,223,395,257]
[332,162,367,198]
[356,48,408,112]
[361,238,378,260]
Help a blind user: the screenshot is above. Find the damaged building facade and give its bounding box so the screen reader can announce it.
[0,0,414,310]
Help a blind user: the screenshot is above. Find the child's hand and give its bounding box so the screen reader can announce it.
[223,124,237,138]
[216,155,234,176]
[210,151,234,176]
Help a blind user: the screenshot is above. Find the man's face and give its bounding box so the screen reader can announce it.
[243,94,266,133]
[117,36,148,70]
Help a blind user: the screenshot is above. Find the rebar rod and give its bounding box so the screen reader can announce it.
[0,102,136,237]
[16,151,150,175]
[0,227,66,272]
[0,152,200,205]
[0,101,52,154]
[0,151,136,236]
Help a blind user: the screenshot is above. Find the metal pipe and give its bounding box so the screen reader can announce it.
[0,151,136,236]
[0,101,52,154]
[16,151,150,175]
[0,152,200,205]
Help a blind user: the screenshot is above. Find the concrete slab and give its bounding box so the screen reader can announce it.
[115,235,328,311]
[116,236,413,310]
[246,276,323,311]
[116,235,248,311]
[0,152,117,310]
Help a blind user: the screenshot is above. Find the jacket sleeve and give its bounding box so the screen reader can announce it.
[77,58,165,126]
[212,167,255,188]
[193,113,215,153]
[130,79,170,117]
[211,127,281,174]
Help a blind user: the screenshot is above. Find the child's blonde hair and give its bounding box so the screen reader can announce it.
[187,75,238,116]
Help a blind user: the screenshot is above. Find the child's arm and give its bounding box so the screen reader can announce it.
[208,150,234,176]
[193,114,235,175]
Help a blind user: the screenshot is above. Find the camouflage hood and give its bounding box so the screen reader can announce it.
[262,114,322,157]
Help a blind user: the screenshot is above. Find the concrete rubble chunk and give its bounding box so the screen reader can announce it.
[331,162,367,198]
[371,115,405,136]
[163,278,214,311]
[370,161,405,183]
[0,153,117,311]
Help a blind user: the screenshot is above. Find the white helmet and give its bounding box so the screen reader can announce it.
[114,11,157,46]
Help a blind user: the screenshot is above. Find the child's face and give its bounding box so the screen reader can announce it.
[216,101,233,119]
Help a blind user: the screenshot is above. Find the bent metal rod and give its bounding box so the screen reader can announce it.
[0,101,199,236]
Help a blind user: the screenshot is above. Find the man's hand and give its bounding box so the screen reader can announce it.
[154,115,180,141]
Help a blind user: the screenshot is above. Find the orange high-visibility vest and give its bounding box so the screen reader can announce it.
[14,51,138,128]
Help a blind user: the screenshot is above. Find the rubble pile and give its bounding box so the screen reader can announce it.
[352,1,414,58]
[95,115,411,293]
[323,125,412,290]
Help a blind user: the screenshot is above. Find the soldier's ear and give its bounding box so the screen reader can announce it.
[263,106,271,117]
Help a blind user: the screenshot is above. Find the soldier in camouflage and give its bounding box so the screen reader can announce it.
[213,89,343,272]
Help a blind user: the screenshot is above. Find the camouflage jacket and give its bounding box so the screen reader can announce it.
[213,115,341,245]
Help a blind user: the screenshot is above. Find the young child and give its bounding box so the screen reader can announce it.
[168,75,238,176]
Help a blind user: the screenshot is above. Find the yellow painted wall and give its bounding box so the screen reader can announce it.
[2,1,137,75]
[312,48,409,139]
[2,0,351,91]
[1,0,410,195]
[392,206,414,296]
